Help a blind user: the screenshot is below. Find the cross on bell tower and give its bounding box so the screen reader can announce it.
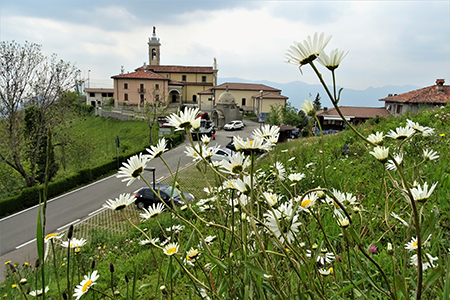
[148,26,161,66]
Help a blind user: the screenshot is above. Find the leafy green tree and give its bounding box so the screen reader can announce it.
[0,41,79,187]
[267,103,283,125]
[281,102,305,128]
[313,93,322,111]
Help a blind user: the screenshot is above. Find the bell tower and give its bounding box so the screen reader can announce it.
[148,26,161,66]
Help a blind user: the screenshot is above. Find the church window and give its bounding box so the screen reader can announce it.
[242,98,246,106]
[152,48,157,60]
[182,75,187,82]
[202,76,207,83]
[155,84,159,90]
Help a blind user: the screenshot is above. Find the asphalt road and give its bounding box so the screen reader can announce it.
[0,119,262,281]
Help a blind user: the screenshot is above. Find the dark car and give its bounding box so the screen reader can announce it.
[134,184,195,209]
[291,128,300,139]
[226,141,263,156]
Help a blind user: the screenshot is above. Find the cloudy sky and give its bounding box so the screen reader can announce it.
[1,0,449,91]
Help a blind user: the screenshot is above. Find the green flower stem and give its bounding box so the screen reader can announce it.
[343,231,355,300]
[314,114,328,187]
[66,241,71,299]
[12,271,29,300]
[172,256,210,294]
[159,156,175,180]
[50,240,62,299]
[90,288,115,299]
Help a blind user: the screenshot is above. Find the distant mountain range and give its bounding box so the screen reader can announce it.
[218,77,419,110]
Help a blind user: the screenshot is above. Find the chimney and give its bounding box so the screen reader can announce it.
[143,62,147,72]
[324,107,328,112]
[436,79,445,92]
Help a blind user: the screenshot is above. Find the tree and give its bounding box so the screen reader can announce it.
[266,103,283,126]
[0,41,79,187]
[313,93,322,111]
[267,102,307,129]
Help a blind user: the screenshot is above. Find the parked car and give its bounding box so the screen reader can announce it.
[134,184,195,209]
[224,120,244,131]
[291,128,301,139]
[323,129,340,135]
[226,141,263,156]
[208,147,235,163]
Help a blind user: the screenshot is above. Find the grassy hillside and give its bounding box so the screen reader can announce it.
[3,105,450,299]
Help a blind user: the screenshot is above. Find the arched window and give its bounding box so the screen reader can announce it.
[152,49,157,60]
[193,95,197,102]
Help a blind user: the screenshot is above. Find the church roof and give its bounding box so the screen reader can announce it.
[379,79,450,104]
[137,65,214,74]
[111,70,168,80]
[198,82,281,95]
[252,91,288,100]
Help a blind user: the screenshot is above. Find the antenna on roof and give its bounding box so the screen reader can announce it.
[120,66,124,75]
[143,62,147,72]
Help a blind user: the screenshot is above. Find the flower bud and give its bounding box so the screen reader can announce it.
[125,275,129,284]
[34,258,40,268]
[387,243,394,255]
[91,260,96,270]
[67,225,74,240]
[110,262,115,273]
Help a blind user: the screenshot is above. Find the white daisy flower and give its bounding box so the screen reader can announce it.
[285,32,332,71]
[146,138,168,159]
[317,48,348,71]
[103,193,135,211]
[369,146,389,163]
[367,132,384,145]
[273,161,286,180]
[163,242,179,256]
[386,153,403,171]
[140,203,166,220]
[262,192,281,207]
[61,238,87,248]
[117,153,149,186]
[297,192,318,213]
[166,107,199,131]
[301,98,315,116]
[409,182,438,203]
[386,126,415,140]
[423,149,439,161]
[233,136,270,152]
[220,152,250,175]
[337,216,350,228]
[73,271,99,300]
[306,249,335,265]
[201,134,211,145]
[410,253,438,270]
[166,225,185,233]
[191,118,201,131]
[184,144,203,161]
[44,233,63,243]
[288,172,306,182]
[305,162,314,168]
[264,202,301,243]
[405,237,419,251]
[232,176,253,195]
[390,212,409,227]
[185,248,200,265]
[204,235,216,245]
[29,286,49,296]
[318,267,334,276]
[406,119,435,136]
[252,124,280,140]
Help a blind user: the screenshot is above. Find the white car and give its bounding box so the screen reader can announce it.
[224,120,244,131]
[209,147,236,163]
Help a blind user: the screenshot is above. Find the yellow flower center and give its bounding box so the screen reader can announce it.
[329,267,334,274]
[82,280,93,292]
[413,241,418,248]
[167,247,177,255]
[45,233,57,240]
[301,199,312,208]
[249,140,254,146]
[131,166,143,178]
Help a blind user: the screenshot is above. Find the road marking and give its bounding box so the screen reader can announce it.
[88,207,106,216]
[0,174,117,222]
[156,176,164,182]
[57,219,80,231]
[16,238,36,249]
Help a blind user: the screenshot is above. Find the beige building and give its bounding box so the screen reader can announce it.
[111,27,218,107]
[85,88,114,107]
[198,82,288,120]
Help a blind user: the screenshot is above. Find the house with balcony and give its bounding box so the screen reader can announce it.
[379,79,450,116]
[85,88,114,107]
[316,106,390,131]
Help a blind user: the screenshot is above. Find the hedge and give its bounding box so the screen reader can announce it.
[0,132,185,218]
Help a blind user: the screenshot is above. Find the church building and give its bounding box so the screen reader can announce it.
[111,27,218,107]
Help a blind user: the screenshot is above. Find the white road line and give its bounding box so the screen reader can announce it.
[57,219,80,231]
[156,176,164,182]
[16,238,36,249]
[88,207,106,216]
[1,174,117,222]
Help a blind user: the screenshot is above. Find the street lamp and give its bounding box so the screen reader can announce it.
[88,70,91,88]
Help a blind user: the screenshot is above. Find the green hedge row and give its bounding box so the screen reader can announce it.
[0,132,185,218]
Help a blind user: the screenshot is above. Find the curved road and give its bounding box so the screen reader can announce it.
[0,119,262,280]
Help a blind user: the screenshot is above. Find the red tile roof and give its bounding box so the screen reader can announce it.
[316,106,390,118]
[379,79,450,104]
[252,91,288,100]
[198,82,281,94]
[136,65,214,74]
[111,70,168,80]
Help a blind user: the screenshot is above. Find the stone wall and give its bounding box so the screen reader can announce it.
[95,108,136,121]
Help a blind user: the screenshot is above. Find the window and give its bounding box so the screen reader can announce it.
[107,93,113,97]
[124,82,128,90]
[124,93,128,101]
[182,75,186,82]
[101,93,107,97]
[89,93,95,97]
[155,94,160,102]
[155,84,159,90]
[193,95,197,102]
[202,76,207,83]
[242,98,246,106]
[140,94,144,103]
[396,105,402,114]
